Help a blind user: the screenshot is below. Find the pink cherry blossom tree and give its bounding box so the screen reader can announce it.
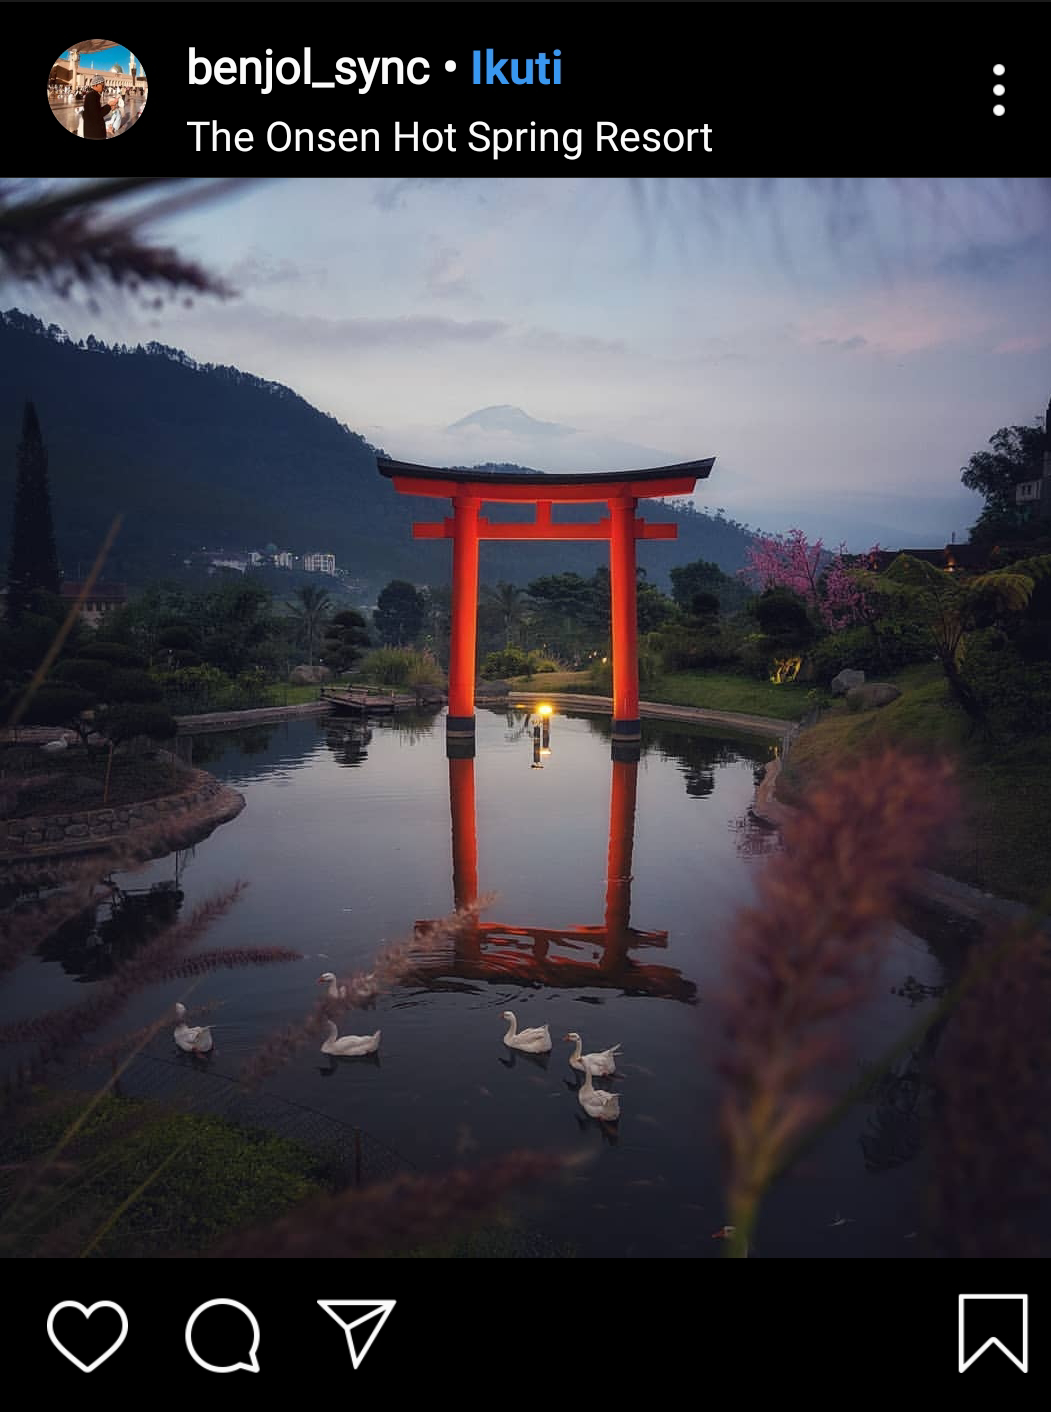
[742,529,880,630]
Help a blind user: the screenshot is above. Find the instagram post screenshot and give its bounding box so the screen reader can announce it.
[4,0,1051,1387]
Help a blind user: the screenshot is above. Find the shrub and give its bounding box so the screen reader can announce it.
[655,623,738,673]
[51,657,114,696]
[11,684,94,737]
[962,631,1051,739]
[362,647,445,688]
[77,641,150,671]
[101,702,178,746]
[808,622,932,682]
[587,649,660,695]
[150,663,268,715]
[481,647,533,679]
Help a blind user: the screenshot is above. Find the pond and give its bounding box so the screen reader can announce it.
[2,706,951,1257]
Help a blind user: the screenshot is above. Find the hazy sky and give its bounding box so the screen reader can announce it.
[16,178,1051,546]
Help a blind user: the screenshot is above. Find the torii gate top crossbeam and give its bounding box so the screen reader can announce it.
[377,456,714,502]
[377,451,717,751]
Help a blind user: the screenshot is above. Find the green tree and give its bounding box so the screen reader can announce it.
[670,558,750,614]
[752,588,816,650]
[322,608,370,673]
[288,583,333,666]
[962,419,1046,543]
[374,580,425,646]
[196,577,276,675]
[6,400,60,623]
[482,580,531,647]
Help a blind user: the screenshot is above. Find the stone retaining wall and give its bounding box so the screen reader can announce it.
[1,767,244,860]
[175,700,333,734]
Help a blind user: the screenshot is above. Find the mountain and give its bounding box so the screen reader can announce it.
[438,403,682,475]
[447,405,572,438]
[0,311,755,591]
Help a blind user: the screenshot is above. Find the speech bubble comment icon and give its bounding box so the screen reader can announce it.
[185,1299,261,1374]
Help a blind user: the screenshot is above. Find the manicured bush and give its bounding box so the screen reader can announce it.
[78,641,149,671]
[101,702,179,746]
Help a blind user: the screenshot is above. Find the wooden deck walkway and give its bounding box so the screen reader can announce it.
[320,687,419,714]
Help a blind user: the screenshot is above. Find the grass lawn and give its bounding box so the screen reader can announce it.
[506,670,592,693]
[509,668,813,720]
[263,681,333,706]
[779,663,1051,907]
[0,1093,329,1257]
[642,671,814,720]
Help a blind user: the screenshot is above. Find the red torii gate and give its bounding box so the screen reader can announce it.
[378,457,715,756]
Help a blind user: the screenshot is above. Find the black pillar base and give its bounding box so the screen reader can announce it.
[611,740,641,763]
[446,715,476,759]
[611,717,642,742]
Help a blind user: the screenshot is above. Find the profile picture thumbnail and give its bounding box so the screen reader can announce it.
[48,41,147,140]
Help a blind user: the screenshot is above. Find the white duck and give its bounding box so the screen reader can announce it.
[564,1031,621,1076]
[501,1010,552,1053]
[320,1019,381,1056]
[577,1067,620,1122]
[317,971,348,1000]
[173,1001,213,1054]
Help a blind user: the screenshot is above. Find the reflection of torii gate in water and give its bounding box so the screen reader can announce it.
[408,755,696,1003]
[378,457,714,758]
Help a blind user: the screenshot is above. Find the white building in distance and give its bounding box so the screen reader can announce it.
[303,552,337,575]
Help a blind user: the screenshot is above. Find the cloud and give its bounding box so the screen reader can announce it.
[937,234,1049,282]
[225,254,312,289]
[993,334,1051,356]
[423,243,474,300]
[223,306,509,350]
[818,335,868,352]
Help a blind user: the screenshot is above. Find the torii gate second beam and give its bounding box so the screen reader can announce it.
[378,457,715,757]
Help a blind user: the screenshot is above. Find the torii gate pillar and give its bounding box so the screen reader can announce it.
[609,496,641,746]
[447,495,481,746]
[377,455,715,759]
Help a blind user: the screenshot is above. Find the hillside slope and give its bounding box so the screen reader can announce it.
[0,310,754,589]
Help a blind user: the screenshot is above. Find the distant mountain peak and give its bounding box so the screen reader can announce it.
[446,405,573,437]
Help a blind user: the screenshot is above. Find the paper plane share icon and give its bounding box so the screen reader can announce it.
[317,1300,396,1369]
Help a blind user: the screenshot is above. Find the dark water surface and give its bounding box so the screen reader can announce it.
[3,707,949,1257]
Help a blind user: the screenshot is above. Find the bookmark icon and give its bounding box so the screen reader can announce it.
[317,1300,396,1369]
[958,1294,1028,1373]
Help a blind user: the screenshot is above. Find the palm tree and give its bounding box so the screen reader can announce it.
[483,581,531,647]
[289,584,333,666]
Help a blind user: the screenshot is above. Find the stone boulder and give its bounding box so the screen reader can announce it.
[476,679,512,697]
[289,664,331,685]
[831,668,865,696]
[846,682,901,710]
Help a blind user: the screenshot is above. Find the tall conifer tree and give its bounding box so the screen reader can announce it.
[7,400,60,621]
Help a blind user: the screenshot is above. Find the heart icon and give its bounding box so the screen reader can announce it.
[47,1301,129,1373]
